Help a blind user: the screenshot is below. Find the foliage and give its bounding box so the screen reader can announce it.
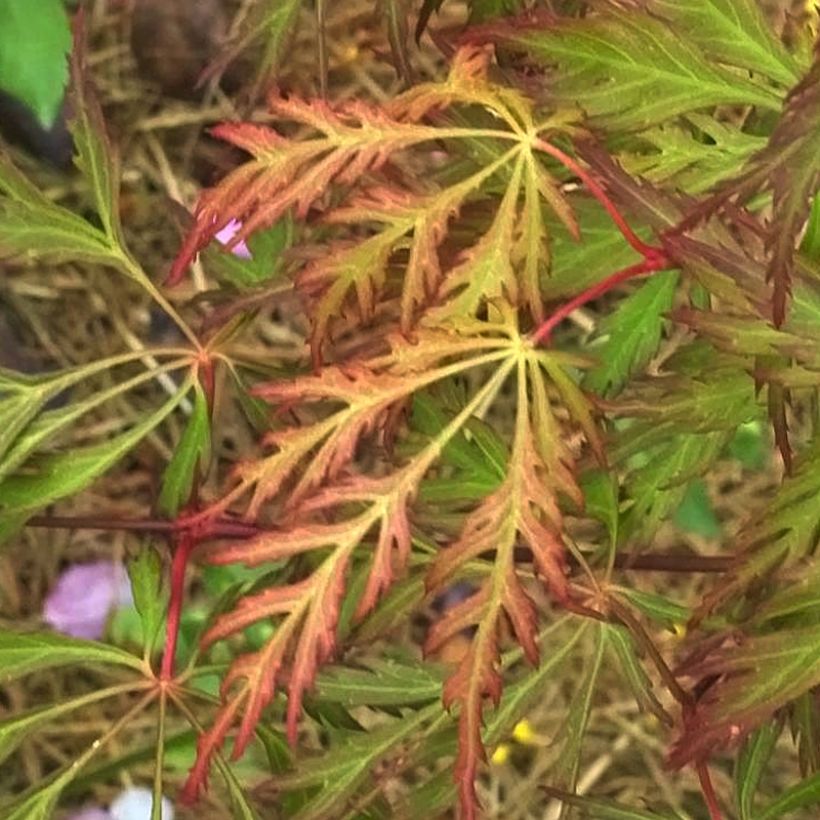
[4,1,820,819]
[0,0,71,127]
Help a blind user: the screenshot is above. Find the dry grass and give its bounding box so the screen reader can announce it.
[0,2,813,818]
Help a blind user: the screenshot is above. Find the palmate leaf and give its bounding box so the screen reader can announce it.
[688,48,820,326]
[0,628,143,679]
[0,377,190,530]
[0,351,190,484]
[485,7,783,131]
[183,324,600,815]
[696,441,820,619]
[645,0,801,87]
[223,326,515,520]
[181,327,518,800]
[0,152,117,263]
[611,348,761,540]
[583,270,678,398]
[621,115,767,196]
[670,621,820,769]
[0,14,127,265]
[0,681,142,768]
[423,357,591,819]
[170,46,577,358]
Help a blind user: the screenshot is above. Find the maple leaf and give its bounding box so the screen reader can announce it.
[182,316,602,816]
[212,327,516,521]
[170,46,579,361]
[694,442,820,621]
[620,115,766,196]
[181,327,526,800]
[670,621,820,769]
[609,348,761,541]
[683,49,820,327]
[424,355,588,819]
[478,6,783,131]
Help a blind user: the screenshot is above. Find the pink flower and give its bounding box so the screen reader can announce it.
[214,219,252,259]
[43,561,132,640]
[63,787,174,820]
[65,809,110,820]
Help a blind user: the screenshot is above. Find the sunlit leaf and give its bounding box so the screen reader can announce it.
[487,8,782,130]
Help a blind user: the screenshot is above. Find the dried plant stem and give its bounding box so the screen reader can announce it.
[26,513,733,573]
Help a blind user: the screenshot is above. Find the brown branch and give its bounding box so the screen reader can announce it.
[27,514,734,574]
[610,552,733,573]
[26,514,261,541]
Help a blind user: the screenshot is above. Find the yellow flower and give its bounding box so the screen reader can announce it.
[512,719,538,746]
[491,743,511,766]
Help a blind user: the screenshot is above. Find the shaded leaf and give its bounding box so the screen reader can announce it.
[381,0,412,84]
[736,722,782,820]
[415,0,446,43]
[0,380,188,517]
[672,622,820,767]
[758,771,820,819]
[158,383,212,516]
[128,545,167,656]
[689,50,820,326]
[0,629,142,681]
[584,270,678,397]
[549,624,607,804]
[607,624,670,726]
[202,0,302,103]
[542,787,683,820]
[698,442,820,618]
[315,659,443,707]
[68,13,122,243]
[0,683,137,767]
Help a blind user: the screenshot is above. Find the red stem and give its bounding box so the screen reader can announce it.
[534,137,656,257]
[532,255,669,345]
[696,761,724,820]
[160,533,195,680]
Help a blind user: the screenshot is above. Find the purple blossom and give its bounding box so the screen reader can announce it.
[43,561,132,640]
[215,219,252,259]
